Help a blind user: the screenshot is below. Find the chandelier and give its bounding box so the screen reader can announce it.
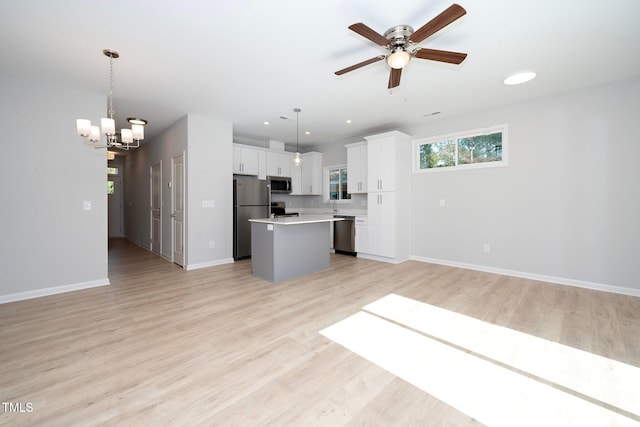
[76,49,147,150]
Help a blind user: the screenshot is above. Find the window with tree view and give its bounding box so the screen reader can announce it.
[416,125,507,172]
[328,166,350,200]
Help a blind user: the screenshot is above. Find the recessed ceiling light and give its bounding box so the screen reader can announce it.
[346,119,352,124]
[305,131,311,135]
[503,71,537,85]
[263,121,270,125]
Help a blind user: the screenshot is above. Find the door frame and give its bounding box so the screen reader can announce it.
[108,173,124,238]
[150,162,162,254]
[171,152,186,267]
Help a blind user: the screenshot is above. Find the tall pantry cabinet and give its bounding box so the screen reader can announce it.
[363,131,412,263]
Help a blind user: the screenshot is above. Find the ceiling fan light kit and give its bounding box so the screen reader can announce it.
[335,3,468,89]
[387,50,411,69]
[76,49,147,151]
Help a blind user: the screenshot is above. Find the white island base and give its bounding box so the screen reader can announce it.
[249,216,343,282]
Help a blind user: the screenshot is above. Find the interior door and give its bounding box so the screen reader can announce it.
[172,153,185,267]
[150,162,161,254]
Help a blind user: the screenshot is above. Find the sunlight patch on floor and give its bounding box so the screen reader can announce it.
[320,295,640,427]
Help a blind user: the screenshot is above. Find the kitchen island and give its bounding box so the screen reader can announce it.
[249,215,344,282]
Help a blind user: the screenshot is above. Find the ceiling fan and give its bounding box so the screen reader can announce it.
[335,3,468,89]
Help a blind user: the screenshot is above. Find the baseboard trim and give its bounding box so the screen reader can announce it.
[0,278,110,304]
[186,258,235,271]
[125,236,151,251]
[410,255,640,298]
[357,253,409,264]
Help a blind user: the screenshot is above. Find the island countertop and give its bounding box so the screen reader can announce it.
[248,215,344,226]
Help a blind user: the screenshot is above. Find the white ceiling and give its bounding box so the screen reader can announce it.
[2,0,639,147]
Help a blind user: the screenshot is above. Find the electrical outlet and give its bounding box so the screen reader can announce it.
[483,244,491,253]
[209,241,215,249]
[440,199,446,208]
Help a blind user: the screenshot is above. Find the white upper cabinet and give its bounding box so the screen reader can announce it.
[301,152,323,195]
[367,137,397,192]
[233,145,260,176]
[346,142,367,194]
[267,152,292,177]
[291,152,323,195]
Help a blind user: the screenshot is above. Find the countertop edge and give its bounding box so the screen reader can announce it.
[249,216,344,225]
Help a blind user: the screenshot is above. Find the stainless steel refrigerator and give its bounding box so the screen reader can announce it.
[233,175,270,260]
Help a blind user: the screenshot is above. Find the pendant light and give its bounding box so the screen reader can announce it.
[292,107,302,166]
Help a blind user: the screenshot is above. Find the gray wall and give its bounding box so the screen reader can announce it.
[124,115,188,257]
[186,114,233,267]
[407,76,640,293]
[122,114,233,268]
[0,78,108,301]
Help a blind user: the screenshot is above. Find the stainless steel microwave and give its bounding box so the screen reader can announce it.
[269,176,292,193]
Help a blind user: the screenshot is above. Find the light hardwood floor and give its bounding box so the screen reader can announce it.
[1,239,639,426]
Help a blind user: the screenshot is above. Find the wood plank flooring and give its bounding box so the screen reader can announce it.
[1,239,639,426]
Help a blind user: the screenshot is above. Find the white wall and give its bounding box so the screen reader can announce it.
[407,76,640,294]
[186,114,233,268]
[0,78,108,302]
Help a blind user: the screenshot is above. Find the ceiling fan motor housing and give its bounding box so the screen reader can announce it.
[384,25,414,51]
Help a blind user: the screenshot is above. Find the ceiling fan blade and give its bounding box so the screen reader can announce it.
[335,56,385,75]
[388,68,402,89]
[414,48,467,64]
[409,3,466,44]
[348,23,390,47]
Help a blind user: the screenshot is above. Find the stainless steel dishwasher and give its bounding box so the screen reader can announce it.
[333,215,356,256]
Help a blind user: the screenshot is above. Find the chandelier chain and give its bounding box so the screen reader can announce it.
[108,55,114,120]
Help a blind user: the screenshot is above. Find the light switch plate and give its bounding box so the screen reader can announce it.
[83,201,92,211]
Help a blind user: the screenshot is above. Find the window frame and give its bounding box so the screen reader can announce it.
[413,124,508,173]
[323,164,351,202]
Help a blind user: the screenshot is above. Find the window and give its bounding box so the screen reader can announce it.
[324,166,351,201]
[107,167,118,194]
[414,124,507,173]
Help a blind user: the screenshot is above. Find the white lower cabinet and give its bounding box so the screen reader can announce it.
[367,192,395,258]
[355,216,368,254]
